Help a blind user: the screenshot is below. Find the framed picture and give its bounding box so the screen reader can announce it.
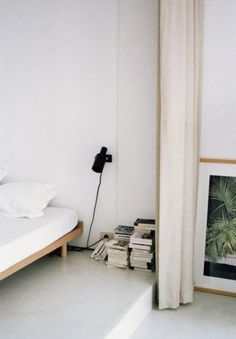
[194,161,236,295]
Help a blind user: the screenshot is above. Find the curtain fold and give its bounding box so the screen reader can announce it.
[157,0,202,309]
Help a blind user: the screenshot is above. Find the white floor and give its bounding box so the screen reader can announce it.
[132,292,236,339]
[1,251,236,339]
[0,250,155,339]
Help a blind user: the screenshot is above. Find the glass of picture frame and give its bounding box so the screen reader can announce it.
[194,161,236,296]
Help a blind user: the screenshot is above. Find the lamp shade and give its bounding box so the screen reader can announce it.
[92,147,108,173]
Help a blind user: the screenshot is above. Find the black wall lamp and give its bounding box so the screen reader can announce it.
[92,146,112,173]
[69,146,113,251]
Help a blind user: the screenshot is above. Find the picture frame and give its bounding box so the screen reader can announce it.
[194,160,236,295]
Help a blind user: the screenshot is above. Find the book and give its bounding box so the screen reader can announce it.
[108,258,129,265]
[107,253,128,260]
[130,230,153,246]
[114,225,134,236]
[94,247,107,261]
[107,248,129,255]
[134,218,156,230]
[90,239,108,259]
[130,260,154,269]
[131,249,154,257]
[134,218,155,226]
[129,243,153,251]
[130,256,153,266]
[113,234,131,242]
[107,239,129,250]
[106,239,129,269]
[130,260,148,268]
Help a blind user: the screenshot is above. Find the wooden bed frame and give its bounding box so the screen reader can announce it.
[0,221,83,282]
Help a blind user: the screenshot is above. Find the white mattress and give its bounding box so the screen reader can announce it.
[0,207,78,273]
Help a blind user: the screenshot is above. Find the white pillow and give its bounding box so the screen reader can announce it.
[0,166,7,182]
[0,183,57,218]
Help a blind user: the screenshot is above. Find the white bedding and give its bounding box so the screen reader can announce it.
[0,207,78,273]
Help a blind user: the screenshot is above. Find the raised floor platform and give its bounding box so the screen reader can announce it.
[0,250,156,339]
[131,291,236,339]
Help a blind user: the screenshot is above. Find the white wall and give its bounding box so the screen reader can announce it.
[0,0,157,245]
[201,0,236,159]
[118,0,157,225]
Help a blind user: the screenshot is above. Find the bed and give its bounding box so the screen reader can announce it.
[0,206,83,281]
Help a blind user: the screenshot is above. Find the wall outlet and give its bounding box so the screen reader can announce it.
[100,232,113,240]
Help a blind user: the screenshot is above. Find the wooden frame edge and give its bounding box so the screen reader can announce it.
[194,286,236,298]
[200,158,236,165]
[197,158,236,296]
[0,221,83,282]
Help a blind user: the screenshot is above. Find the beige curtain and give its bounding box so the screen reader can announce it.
[157,0,202,309]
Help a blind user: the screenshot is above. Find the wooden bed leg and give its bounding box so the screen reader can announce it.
[61,243,67,257]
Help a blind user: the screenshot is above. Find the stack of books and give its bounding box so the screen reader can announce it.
[113,225,134,242]
[129,218,156,272]
[90,238,109,260]
[106,239,129,269]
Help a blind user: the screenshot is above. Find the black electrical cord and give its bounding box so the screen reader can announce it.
[68,235,108,252]
[68,172,103,252]
[86,171,103,248]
